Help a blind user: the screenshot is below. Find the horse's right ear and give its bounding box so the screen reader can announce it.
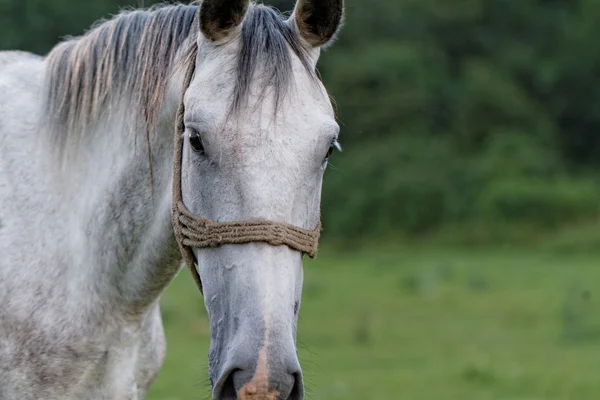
[199,0,250,42]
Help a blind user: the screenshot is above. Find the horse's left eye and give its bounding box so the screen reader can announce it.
[324,139,341,163]
[325,146,334,160]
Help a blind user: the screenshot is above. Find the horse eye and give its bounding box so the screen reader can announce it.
[324,139,341,163]
[325,146,334,160]
[188,130,205,153]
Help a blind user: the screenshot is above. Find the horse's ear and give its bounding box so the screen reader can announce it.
[199,0,250,42]
[291,0,344,48]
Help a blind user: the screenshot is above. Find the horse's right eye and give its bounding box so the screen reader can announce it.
[189,130,205,154]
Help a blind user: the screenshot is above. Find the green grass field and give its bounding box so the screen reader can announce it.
[148,247,600,400]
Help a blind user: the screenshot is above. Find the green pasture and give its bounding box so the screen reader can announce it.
[148,247,600,400]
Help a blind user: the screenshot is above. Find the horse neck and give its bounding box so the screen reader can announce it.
[63,70,185,315]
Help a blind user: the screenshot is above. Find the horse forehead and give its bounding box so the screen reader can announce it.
[188,76,326,113]
[224,105,334,151]
[185,48,333,144]
[188,46,327,114]
[186,85,333,143]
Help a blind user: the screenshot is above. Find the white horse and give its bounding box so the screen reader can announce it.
[0,0,343,399]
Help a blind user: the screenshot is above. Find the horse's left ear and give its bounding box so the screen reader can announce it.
[199,0,250,42]
[291,0,344,48]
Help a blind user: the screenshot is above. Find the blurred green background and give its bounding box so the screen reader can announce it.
[2,0,600,398]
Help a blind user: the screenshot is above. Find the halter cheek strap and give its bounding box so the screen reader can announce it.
[171,59,321,293]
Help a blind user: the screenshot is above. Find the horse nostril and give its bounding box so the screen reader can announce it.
[219,369,238,399]
[288,372,304,400]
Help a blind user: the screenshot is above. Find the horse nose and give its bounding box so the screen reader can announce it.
[217,350,304,400]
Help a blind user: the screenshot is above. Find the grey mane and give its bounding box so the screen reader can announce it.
[42,1,315,157]
[44,3,198,153]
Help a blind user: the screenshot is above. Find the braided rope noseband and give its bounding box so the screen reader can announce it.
[172,58,321,292]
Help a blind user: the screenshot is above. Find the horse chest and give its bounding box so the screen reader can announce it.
[0,307,166,400]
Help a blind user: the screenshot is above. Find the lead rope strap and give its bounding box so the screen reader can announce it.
[172,59,322,294]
